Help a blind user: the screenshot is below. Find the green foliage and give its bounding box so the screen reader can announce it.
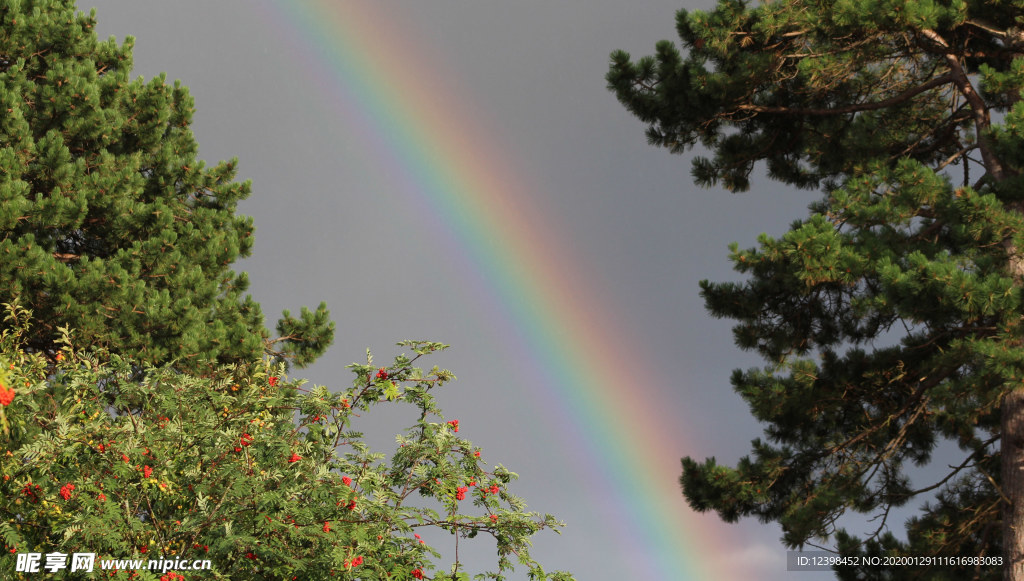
[0,0,333,369]
[0,303,574,580]
[607,0,991,192]
[610,0,1024,578]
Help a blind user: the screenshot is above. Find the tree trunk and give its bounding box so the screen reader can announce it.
[1003,241,1024,579]
[1004,387,1024,580]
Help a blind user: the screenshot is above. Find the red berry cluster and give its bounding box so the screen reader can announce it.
[0,381,14,407]
[235,432,254,451]
[375,368,388,380]
[412,568,424,579]
[159,572,184,581]
[323,521,331,533]
[342,476,352,487]
[142,466,153,479]
[447,419,459,432]
[455,486,469,501]
[59,483,75,500]
[21,483,41,503]
[268,376,278,387]
[344,555,364,568]
[288,452,301,463]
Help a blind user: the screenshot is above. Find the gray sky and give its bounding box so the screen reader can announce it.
[85,1,841,579]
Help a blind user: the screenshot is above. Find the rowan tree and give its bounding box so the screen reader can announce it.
[609,1,1024,578]
[0,0,333,369]
[0,303,574,580]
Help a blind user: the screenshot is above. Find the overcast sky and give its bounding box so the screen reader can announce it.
[84,1,843,579]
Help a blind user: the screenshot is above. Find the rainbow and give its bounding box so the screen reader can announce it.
[256,2,743,578]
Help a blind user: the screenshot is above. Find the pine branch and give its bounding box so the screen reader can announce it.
[736,72,954,116]
[920,28,1009,183]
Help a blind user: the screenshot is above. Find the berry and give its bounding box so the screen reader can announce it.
[0,386,14,406]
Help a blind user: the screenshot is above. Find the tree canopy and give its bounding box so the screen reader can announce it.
[0,0,333,369]
[609,0,1024,578]
[0,303,574,580]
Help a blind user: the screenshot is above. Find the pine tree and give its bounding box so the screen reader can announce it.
[609,1,1024,578]
[0,0,333,369]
